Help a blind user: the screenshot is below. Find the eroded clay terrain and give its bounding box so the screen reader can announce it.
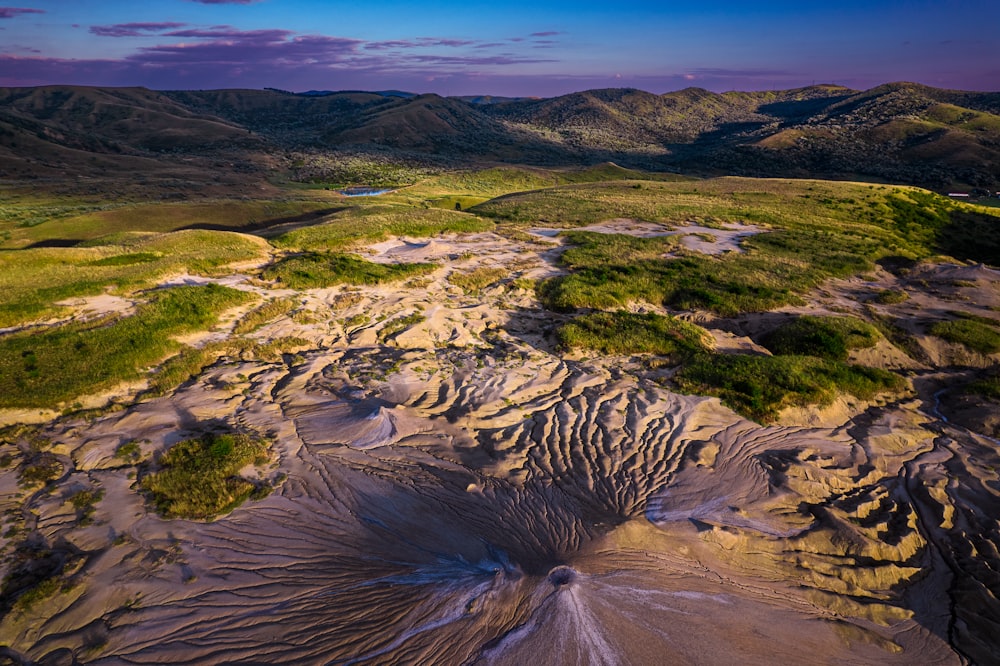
[2,223,999,665]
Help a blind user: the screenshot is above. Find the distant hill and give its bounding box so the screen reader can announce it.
[1,82,999,190]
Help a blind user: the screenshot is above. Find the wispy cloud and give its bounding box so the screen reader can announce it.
[90,22,188,38]
[405,54,555,66]
[0,6,45,19]
[0,24,562,92]
[6,43,40,54]
[366,37,484,51]
[686,67,797,79]
[187,0,261,4]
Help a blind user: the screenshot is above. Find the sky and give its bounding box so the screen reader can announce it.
[0,0,998,96]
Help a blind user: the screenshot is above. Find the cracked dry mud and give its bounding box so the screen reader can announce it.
[1,227,998,665]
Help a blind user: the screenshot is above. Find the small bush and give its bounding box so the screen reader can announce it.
[761,316,882,361]
[19,452,62,487]
[378,313,426,342]
[114,441,143,461]
[69,488,104,524]
[141,432,270,520]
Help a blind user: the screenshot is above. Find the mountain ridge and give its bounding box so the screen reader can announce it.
[2,82,999,191]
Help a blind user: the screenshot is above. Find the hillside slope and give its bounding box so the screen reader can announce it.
[2,82,999,190]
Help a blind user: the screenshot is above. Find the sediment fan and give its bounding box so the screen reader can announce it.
[13,344,996,664]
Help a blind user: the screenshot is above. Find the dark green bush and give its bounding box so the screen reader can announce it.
[761,316,881,361]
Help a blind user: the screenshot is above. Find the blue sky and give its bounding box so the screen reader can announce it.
[0,0,997,95]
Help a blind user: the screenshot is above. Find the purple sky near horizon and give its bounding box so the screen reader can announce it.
[0,1,998,96]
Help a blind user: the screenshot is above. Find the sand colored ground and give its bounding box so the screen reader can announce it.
[1,221,998,664]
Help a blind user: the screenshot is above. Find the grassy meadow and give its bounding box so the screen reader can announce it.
[0,284,254,409]
[1,165,997,416]
[0,230,269,328]
[476,178,1000,315]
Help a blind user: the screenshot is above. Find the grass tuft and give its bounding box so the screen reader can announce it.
[232,297,298,335]
[873,289,909,304]
[448,267,507,292]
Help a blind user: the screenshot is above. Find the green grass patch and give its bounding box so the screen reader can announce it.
[232,297,298,335]
[448,266,507,292]
[675,354,905,423]
[378,312,426,343]
[557,311,710,357]
[263,252,434,289]
[12,199,333,246]
[966,373,1000,400]
[85,252,161,267]
[540,249,797,315]
[929,319,1000,354]
[0,284,254,409]
[953,311,1000,327]
[761,316,881,361]
[141,432,270,520]
[475,178,1000,316]
[0,229,268,328]
[874,289,909,304]
[272,205,492,252]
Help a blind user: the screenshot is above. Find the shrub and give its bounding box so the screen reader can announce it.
[761,316,882,361]
[378,313,426,343]
[141,432,270,520]
[19,452,62,487]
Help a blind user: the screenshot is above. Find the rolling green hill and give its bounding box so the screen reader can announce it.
[2,82,1000,191]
